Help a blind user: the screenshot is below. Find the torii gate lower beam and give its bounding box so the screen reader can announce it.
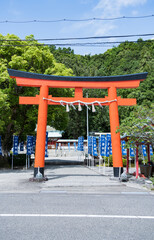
[8,69,148,178]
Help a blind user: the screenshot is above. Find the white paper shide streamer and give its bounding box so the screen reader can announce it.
[43,97,117,112]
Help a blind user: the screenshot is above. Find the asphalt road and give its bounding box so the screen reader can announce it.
[0,192,154,240]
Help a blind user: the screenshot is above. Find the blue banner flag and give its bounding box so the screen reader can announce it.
[77,136,84,151]
[88,136,92,155]
[45,132,48,157]
[0,136,2,155]
[109,144,112,155]
[100,135,106,156]
[27,136,33,156]
[150,145,153,156]
[142,145,147,157]
[107,134,112,155]
[32,136,36,154]
[105,134,110,157]
[30,136,34,154]
[13,135,19,155]
[56,142,58,150]
[130,147,135,157]
[74,142,76,151]
[20,141,24,151]
[121,140,127,156]
[68,142,70,151]
[92,137,97,156]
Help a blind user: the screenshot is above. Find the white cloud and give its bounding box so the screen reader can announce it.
[94,0,147,14]
[61,0,148,39]
[93,22,117,36]
[90,0,147,36]
[8,0,22,17]
[131,10,139,16]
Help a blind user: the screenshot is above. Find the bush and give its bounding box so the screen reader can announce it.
[103,156,127,167]
[103,156,113,167]
[0,156,10,168]
[150,177,154,185]
[122,158,127,167]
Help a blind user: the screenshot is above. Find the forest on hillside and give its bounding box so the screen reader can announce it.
[0,34,153,151]
[49,39,154,139]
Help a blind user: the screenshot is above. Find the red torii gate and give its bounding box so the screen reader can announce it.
[8,69,147,178]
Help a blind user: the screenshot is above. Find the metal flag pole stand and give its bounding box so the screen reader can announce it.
[88,155,90,168]
[26,154,27,170]
[103,158,106,175]
[12,153,13,170]
[36,166,43,179]
[28,156,30,168]
[119,167,121,180]
[99,155,101,173]
[12,135,19,170]
[142,154,145,165]
[12,136,13,170]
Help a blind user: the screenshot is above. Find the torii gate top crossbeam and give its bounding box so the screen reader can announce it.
[8,69,148,89]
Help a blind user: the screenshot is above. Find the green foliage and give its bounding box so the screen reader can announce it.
[50,39,154,138]
[0,89,9,132]
[117,104,154,148]
[0,34,153,151]
[103,156,127,167]
[103,156,113,167]
[0,34,73,152]
[150,177,154,185]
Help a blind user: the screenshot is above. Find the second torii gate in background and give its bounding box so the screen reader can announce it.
[8,69,147,178]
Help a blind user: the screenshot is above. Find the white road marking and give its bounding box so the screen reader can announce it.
[121,192,149,195]
[0,214,154,219]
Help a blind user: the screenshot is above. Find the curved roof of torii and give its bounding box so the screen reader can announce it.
[8,69,148,82]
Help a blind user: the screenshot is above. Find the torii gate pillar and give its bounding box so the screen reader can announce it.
[34,85,49,177]
[108,87,123,175]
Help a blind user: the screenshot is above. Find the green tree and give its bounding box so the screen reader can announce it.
[117,104,154,148]
[0,34,73,153]
[50,39,154,138]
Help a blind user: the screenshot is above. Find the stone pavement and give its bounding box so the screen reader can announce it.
[0,164,153,194]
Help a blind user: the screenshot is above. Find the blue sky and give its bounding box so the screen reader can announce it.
[0,0,154,55]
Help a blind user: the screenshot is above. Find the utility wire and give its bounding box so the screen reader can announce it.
[0,33,154,42]
[0,14,154,23]
[0,39,153,48]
